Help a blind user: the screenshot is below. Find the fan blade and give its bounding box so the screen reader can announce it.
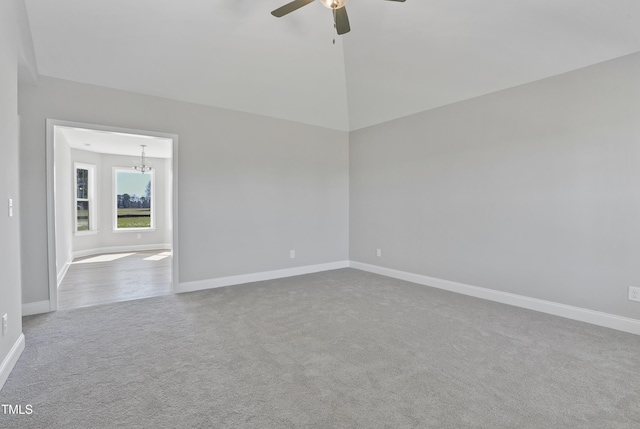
[334,7,350,35]
[385,0,406,2]
[271,0,315,17]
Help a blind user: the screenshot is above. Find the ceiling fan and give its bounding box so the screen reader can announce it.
[271,0,406,36]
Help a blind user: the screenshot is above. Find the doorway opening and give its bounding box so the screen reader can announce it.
[46,119,179,311]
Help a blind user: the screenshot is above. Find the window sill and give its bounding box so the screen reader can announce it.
[75,230,98,237]
[112,228,156,234]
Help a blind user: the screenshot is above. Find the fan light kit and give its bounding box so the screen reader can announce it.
[271,0,406,36]
[319,0,350,9]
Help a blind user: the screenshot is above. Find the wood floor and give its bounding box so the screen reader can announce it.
[57,250,172,310]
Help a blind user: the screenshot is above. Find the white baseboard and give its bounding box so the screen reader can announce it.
[57,260,71,287]
[350,261,640,336]
[22,300,51,316]
[177,260,350,294]
[0,334,25,391]
[73,243,171,259]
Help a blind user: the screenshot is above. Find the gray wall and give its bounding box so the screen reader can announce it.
[350,53,640,320]
[17,36,640,322]
[0,0,24,372]
[19,76,350,304]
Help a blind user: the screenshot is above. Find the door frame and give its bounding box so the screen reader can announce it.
[45,118,179,311]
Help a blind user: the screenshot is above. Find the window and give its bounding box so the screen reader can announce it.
[75,163,97,234]
[114,168,155,230]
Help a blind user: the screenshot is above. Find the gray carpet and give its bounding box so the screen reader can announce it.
[1,268,639,428]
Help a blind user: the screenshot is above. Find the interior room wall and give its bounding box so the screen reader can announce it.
[19,76,350,305]
[0,0,25,386]
[350,52,640,320]
[69,149,171,257]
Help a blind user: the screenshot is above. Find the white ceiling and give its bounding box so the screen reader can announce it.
[25,0,640,131]
[58,126,173,158]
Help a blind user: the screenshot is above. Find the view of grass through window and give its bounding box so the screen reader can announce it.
[116,170,152,229]
[76,167,90,231]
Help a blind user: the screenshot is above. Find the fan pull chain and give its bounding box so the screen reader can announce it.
[333,7,336,45]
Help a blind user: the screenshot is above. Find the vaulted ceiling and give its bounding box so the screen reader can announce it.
[24,0,640,131]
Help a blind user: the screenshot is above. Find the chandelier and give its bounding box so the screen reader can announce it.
[133,145,152,174]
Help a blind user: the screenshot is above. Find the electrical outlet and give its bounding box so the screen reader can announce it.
[629,286,640,302]
[376,248,382,257]
[290,250,296,259]
[2,314,7,336]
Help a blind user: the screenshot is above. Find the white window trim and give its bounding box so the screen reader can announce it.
[113,167,156,232]
[74,162,97,235]
[75,230,99,236]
